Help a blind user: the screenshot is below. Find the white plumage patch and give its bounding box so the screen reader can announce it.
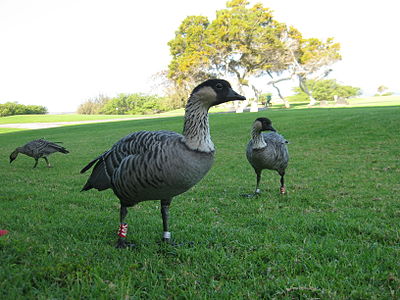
[193,86,218,107]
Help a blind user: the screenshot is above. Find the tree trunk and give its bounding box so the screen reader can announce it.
[298,75,317,106]
[266,71,290,108]
[271,82,290,108]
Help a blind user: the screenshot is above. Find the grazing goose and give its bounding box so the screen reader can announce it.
[245,117,289,196]
[10,139,69,168]
[80,79,245,248]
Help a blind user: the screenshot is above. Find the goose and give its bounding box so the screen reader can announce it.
[244,117,289,196]
[10,139,69,168]
[80,79,245,248]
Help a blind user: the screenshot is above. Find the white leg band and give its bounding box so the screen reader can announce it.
[163,231,171,239]
[255,188,260,194]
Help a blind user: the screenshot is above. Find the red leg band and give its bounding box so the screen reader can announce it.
[118,223,128,238]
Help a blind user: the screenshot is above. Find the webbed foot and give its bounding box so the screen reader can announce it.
[115,238,136,249]
[241,192,261,198]
[158,238,194,247]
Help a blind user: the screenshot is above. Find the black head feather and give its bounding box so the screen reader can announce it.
[192,79,246,106]
[255,117,276,132]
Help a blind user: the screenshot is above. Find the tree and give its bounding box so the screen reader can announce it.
[168,0,288,98]
[167,0,341,108]
[375,85,393,96]
[77,94,110,114]
[99,93,167,115]
[167,15,213,96]
[377,85,388,95]
[289,79,361,102]
[0,102,47,117]
[264,35,341,107]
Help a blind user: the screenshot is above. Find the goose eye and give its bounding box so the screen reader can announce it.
[215,83,223,89]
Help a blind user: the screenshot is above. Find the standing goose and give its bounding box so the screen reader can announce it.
[245,117,289,196]
[10,139,69,168]
[80,79,245,248]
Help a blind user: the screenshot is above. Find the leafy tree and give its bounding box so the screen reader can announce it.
[99,93,167,115]
[168,0,341,108]
[265,35,341,107]
[374,85,393,96]
[77,94,110,114]
[377,85,388,94]
[0,102,47,117]
[168,15,213,97]
[289,79,361,102]
[168,0,287,97]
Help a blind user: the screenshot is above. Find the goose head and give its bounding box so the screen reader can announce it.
[190,79,246,108]
[254,117,276,132]
[9,149,19,163]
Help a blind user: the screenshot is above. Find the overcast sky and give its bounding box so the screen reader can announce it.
[0,0,398,112]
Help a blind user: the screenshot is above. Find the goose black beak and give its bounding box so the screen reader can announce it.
[226,88,246,101]
[267,126,276,132]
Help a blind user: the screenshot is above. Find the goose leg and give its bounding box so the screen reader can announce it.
[33,158,39,168]
[241,170,262,198]
[279,171,286,194]
[255,170,262,195]
[116,205,135,248]
[43,157,51,168]
[161,198,172,243]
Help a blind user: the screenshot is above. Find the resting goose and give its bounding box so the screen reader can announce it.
[10,139,69,168]
[245,117,289,196]
[80,79,245,248]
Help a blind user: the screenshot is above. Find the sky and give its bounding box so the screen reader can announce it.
[0,0,399,113]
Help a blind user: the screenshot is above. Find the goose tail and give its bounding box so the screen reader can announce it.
[80,155,111,192]
[48,142,69,154]
[80,155,100,174]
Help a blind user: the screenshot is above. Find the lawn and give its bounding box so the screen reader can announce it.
[270,95,400,110]
[0,107,231,125]
[0,105,399,298]
[0,107,231,134]
[0,113,139,124]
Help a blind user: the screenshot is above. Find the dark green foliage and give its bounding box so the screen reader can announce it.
[100,93,167,115]
[290,79,361,102]
[0,102,47,117]
[77,94,169,115]
[286,92,310,103]
[1,106,399,298]
[375,92,394,97]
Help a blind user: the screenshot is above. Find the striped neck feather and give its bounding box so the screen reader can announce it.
[251,127,266,149]
[183,95,215,152]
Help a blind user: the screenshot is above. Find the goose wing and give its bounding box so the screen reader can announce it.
[80,130,182,192]
[262,132,289,170]
[262,132,288,145]
[41,140,69,155]
[21,139,68,157]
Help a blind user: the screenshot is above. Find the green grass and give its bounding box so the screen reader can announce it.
[271,95,400,110]
[1,105,399,298]
[0,113,139,124]
[0,108,230,134]
[0,107,229,125]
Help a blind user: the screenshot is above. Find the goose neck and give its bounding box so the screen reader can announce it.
[251,128,266,149]
[183,97,214,153]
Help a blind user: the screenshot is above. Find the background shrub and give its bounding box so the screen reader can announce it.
[78,93,169,115]
[0,102,47,117]
[76,94,110,115]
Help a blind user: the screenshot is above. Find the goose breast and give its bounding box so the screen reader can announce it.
[247,132,288,172]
